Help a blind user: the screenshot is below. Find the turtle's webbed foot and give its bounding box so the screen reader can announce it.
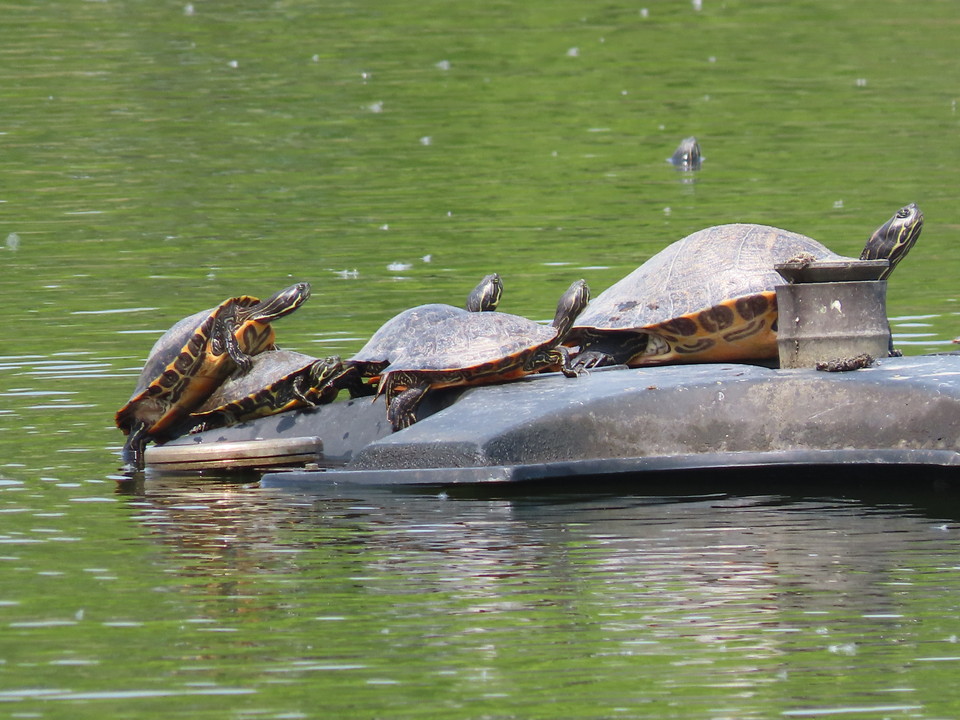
[232,353,254,376]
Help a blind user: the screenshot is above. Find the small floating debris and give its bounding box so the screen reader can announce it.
[227,60,239,69]
[692,0,702,10]
[368,101,384,113]
[421,254,432,263]
[5,232,20,251]
[435,60,451,71]
[667,136,702,171]
[640,8,649,17]
[184,3,195,15]
[419,136,432,146]
[387,262,412,272]
[566,47,580,58]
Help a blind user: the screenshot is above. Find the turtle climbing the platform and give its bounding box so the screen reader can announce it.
[377,279,590,431]
[343,272,504,398]
[188,349,350,433]
[568,203,923,369]
[115,282,311,470]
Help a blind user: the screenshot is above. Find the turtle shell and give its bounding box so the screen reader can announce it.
[384,311,559,381]
[569,224,845,365]
[189,349,345,432]
[115,282,310,467]
[350,303,471,371]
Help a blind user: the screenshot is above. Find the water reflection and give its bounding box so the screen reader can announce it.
[104,475,960,715]
[120,477,960,649]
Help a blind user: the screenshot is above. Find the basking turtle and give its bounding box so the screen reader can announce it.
[377,279,590,431]
[344,273,504,397]
[189,350,348,433]
[115,282,311,469]
[568,203,923,368]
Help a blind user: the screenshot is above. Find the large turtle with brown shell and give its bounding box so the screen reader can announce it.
[115,282,311,469]
[568,203,923,369]
[377,279,589,431]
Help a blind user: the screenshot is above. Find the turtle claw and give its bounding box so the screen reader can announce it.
[572,350,615,371]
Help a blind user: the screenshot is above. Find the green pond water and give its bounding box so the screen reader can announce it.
[3,0,960,717]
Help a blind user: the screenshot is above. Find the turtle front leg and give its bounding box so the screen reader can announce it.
[120,421,150,471]
[212,304,254,375]
[555,347,583,378]
[379,372,427,431]
[300,357,348,405]
[387,385,428,431]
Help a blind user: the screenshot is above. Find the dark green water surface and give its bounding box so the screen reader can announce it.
[3,1,960,717]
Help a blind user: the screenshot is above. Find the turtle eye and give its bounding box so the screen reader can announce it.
[896,206,911,218]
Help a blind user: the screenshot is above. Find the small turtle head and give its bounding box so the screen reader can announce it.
[668,136,702,171]
[249,282,312,322]
[310,355,345,382]
[466,273,503,312]
[860,203,923,279]
[552,279,591,337]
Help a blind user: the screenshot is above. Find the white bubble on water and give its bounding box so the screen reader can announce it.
[421,254,432,263]
[640,8,649,17]
[419,136,432,146]
[692,0,702,10]
[5,233,20,251]
[227,60,239,69]
[435,60,451,71]
[184,3,195,15]
[368,101,384,113]
[387,262,412,272]
[566,47,580,58]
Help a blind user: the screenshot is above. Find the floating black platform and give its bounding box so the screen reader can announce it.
[145,353,960,489]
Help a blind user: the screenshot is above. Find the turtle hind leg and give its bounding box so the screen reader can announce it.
[572,349,617,370]
[573,333,650,370]
[386,385,428,431]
